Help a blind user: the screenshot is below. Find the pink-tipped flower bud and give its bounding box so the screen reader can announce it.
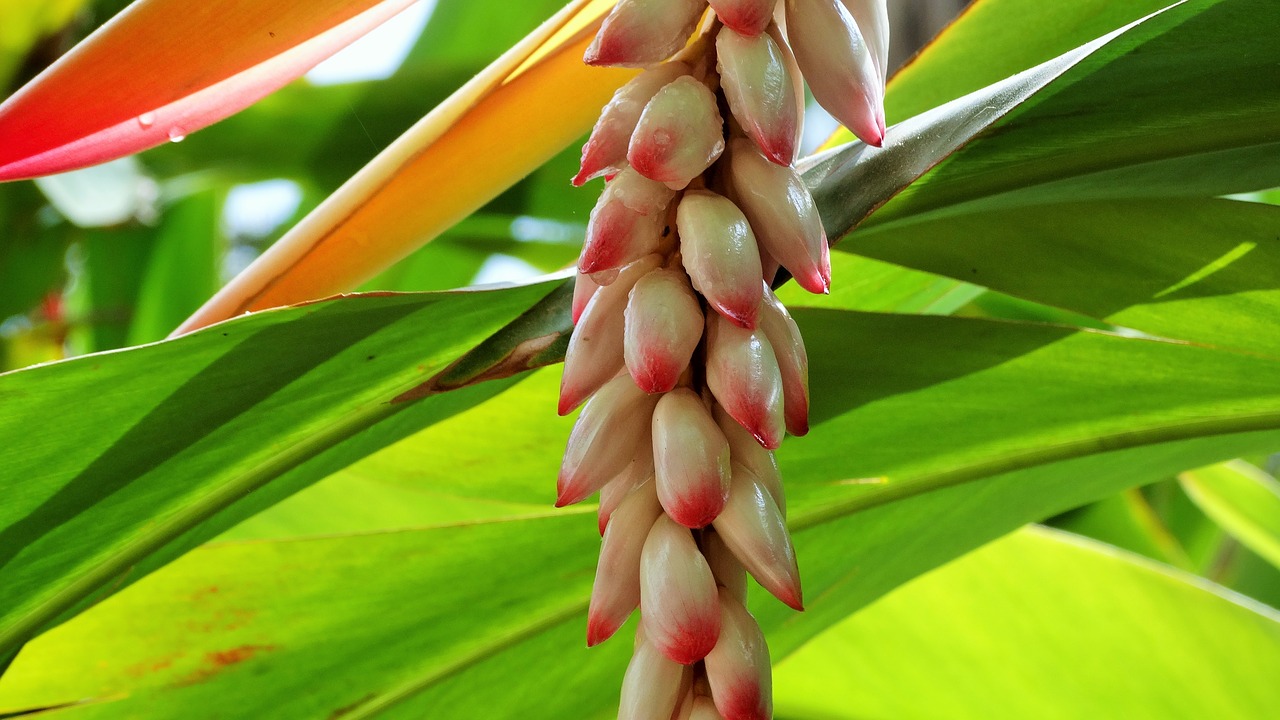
[575,62,691,186]
[716,28,802,166]
[588,481,663,646]
[677,192,764,328]
[840,0,890,83]
[625,268,705,393]
[689,696,727,720]
[585,0,708,68]
[653,389,733,528]
[558,375,660,507]
[704,527,749,602]
[580,170,675,276]
[671,688,698,720]
[561,255,662,415]
[784,0,884,146]
[705,590,773,720]
[712,463,803,610]
[629,76,726,189]
[759,287,810,436]
[726,140,830,295]
[590,266,621,287]
[571,270,601,325]
[640,514,723,664]
[708,0,777,36]
[713,404,785,515]
[598,437,657,535]
[705,314,785,450]
[619,638,687,720]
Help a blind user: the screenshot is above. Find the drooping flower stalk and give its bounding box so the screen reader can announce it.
[560,2,887,717]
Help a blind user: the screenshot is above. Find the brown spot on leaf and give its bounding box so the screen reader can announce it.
[177,644,278,686]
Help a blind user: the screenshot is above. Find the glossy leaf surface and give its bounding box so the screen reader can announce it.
[775,527,1280,719]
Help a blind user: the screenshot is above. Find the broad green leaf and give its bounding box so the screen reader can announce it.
[0,515,622,719]
[753,308,1280,652]
[7,312,1280,715]
[1181,461,1280,570]
[0,281,562,657]
[861,0,1280,224]
[882,0,1173,124]
[774,526,1280,720]
[844,199,1280,357]
[774,251,981,316]
[800,4,1175,246]
[0,0,420,181]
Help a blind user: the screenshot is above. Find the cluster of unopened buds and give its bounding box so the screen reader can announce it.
[556,0,888,717]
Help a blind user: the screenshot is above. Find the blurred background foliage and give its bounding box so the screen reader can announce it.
[1,0,1278,715]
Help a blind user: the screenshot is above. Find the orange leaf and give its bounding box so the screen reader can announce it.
[0,0,419,181]
[176,0,634,334]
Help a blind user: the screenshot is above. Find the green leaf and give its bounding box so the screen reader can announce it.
[125,190,222,345]
[774,526,1280,719]
[1051,490,1195,571]
[0,281,563,657]
[882,0,1175,124]
[844,199,1280,356]
[1181,461,1280,571]
[862,0,1280,226]
[0,183,68,322]
[0,515,622,719]
[6,316,1280,715]
[755,308,1280,653]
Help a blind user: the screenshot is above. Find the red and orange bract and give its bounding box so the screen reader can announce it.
[0,0,419,181]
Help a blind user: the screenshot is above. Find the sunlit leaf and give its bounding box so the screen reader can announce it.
[0,281,563,657]
[0,0,421,181]
[7,308,1280,714]
[859,0,1280,225]
[1181,461,1280,571]
[775,527,1280,720]
[844,199,1280,357]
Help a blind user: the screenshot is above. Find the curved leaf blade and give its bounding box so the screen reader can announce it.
[842,198,1280,357]
[1181,461,1280,570]
[865,0,1280,226]
[0,281,564,657]
[0,0,421,181]
[776,527,1280,719]
[6,320,1280,714]
[800,3,1178,245]
[882,0,1175,125]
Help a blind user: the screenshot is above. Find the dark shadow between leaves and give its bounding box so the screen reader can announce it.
[794,308,1076,425]
[0,299,423,577]
[845,199,1280,351]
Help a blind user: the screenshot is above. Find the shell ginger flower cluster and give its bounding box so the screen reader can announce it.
[556,1,888,717]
